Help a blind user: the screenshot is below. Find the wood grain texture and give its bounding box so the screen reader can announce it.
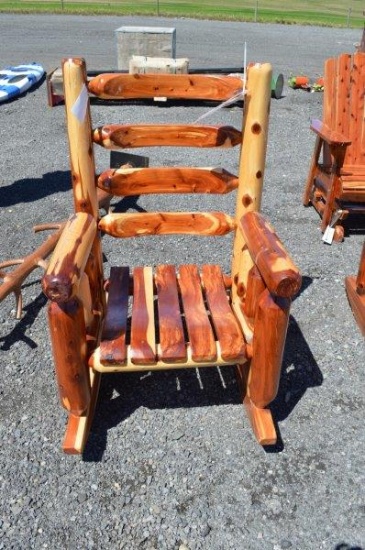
[231,62,272,300]
[155,265,187,362]
[178,264,216,362]
[92,124,242,149]
[88,73,243,101]
[97,166,239,196]
[99,212,236,238]
[63,369,100,454]
[243,265,266,318]
[130,267,156,364]
[100,267,130,365]
[48,298,90,416]
[201,264,246,362]
[239,211,302,298]
[356,242,365,294]
[62,58,98,218]
[42,213,96,302]
[248,289,290,409]
[345,275,365,336]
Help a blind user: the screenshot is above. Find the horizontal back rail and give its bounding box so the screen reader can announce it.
[92,124,242,149]
[88,73,244,101]
[97,166,239,196]
[99,212,236,238]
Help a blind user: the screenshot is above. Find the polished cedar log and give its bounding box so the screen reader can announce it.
[97,166,239,196]
[88,72,244,101]
[92,124,242,149]
[243,265,266,319]
[48,297,90,416]
[239,211,302,298]
[247,290,290,409]
[42,213,96,302]
[99,212,236,238]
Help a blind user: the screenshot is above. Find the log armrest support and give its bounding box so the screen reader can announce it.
[310,119,351,147]
[239,211,302,299]
[42,213,96,303]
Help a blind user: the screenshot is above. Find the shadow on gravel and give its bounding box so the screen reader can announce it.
[83,308,320,461]
[0,288,46,351]
[0,170,71,206]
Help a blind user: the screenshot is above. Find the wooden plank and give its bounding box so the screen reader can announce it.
[349,52,365,165]
[88,73,243,101]
[100,267,130,365]
[130,266,156,364]
[178,265,216,362]
[97,166,239,196]
[323,57,336,128]
[201,264,246,362]
[155,265,187,362]
[335,54,351,140]
[92,124,242,149]
[99,212,236,238]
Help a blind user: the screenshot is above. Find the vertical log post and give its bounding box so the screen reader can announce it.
[247,289,290,409]
[62,57,105,328]
[48,298,90,415]
[243,265,266,319]
[231,62,272,303]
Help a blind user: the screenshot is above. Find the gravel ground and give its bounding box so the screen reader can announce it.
[0,14,364,550]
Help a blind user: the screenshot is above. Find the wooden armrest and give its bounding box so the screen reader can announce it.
[310,119,351,146]
[239,212,302,298]
[42,213,96,302]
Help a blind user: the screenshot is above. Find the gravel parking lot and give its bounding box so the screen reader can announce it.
[0,14,364,550]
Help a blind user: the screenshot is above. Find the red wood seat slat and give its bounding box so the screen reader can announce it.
[130,267,156,364]
[178,264,217,362]
[201,264,246,361]
[155,265,187,362]
[100,266,129,365]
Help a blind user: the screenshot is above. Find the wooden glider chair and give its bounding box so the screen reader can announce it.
[41,58,301,454]
[345,241,365,336]
[303,52,365,242]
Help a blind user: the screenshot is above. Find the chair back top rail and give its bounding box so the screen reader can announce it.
[88,72,244,101]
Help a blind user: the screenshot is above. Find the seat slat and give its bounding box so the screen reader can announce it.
[178,265,216,362]
[155,265,187,362]
[92,124,242,149]
[97,166,239,196]
[201,265,246,362]
[88,73,243,101]
[99,212,236,238]
[130,266,156,364]
[100,267,129,365]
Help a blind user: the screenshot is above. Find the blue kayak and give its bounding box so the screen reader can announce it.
[0,62,44,103]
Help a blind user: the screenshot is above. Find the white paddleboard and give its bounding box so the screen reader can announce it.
[0,62,44,103]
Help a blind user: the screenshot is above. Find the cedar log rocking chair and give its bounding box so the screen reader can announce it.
[303,52,365,242]
[42,58,302,454]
